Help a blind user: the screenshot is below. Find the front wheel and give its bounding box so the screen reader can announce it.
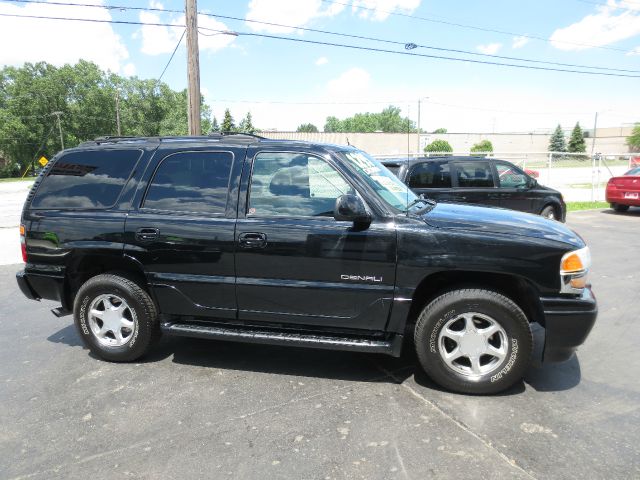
[73,273,159,362]
[540,205,556,220]
[414,289,532,394]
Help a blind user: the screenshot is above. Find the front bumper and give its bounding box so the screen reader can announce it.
[540,287,597,362]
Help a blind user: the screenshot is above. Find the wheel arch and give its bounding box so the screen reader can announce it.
[64,253,149,311]
[405,270,545,330]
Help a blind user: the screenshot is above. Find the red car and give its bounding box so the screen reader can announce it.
[606,166,640,212]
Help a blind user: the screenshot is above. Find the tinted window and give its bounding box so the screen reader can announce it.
[249,152,354,217]
[495,163,528,188]
[383,164,401,176]
[408,162,451,188]
[626,167,640,176]
[454,162,495,188]
[144,151,233,214]
[31,149,141,209]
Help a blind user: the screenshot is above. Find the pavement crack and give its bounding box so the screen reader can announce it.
[375,363,537,480]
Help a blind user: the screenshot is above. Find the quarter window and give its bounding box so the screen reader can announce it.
[144,151,233,214]
[454,162,495,188]
[31,149,142,209]
[495,163,528,188]
[408,162,452,188]
[248,152,354,217]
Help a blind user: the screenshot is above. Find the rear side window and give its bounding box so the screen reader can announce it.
[408,162,451,188]
[31,149,142,209]
[454,162,495,188]
[143,151,233,214]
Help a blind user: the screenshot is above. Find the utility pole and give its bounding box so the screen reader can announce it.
[417,97,428,154]
[185,0,201,136]
[51,111,64,150]
[115,91,122,136]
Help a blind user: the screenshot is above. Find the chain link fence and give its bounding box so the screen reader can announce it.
[373,152,640,202]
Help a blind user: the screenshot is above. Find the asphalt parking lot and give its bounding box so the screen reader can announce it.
[1,208,639,480]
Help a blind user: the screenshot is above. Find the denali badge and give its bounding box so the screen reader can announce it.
[340,274,383,283]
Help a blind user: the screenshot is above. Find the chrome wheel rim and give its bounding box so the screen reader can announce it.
[545,211,555,219]
[87,294,137,347]
[438,312,508,378]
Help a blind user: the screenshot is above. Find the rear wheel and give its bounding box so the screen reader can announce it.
[73,273,159,362]
[540,205,556,220]
[612,203,630,212]
[414,289,532,394]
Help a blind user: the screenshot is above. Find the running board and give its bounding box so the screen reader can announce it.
[161,322,403,357]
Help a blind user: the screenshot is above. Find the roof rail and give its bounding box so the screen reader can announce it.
[208,132,266,140]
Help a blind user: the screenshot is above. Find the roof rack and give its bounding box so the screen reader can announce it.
[207,132,267,140]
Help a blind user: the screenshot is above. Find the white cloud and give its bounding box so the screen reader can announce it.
[550,1,640,51]
[315,56,329,66]
[327,67,371,97]
[627,46,640,55]
[512,36,529,49]
[138,8,235,55]
[351,0,421,21]
[476,43,502,55]
[245,0,345,33]
[123,63,136,76]
[0,0,129,72]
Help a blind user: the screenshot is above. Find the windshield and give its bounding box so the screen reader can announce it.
[339,150,427,212]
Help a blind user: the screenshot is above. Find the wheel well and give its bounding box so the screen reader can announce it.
[64,254,148,310]
[407,271,545,328]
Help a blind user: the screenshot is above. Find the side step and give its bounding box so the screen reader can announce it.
[161,322,403,357]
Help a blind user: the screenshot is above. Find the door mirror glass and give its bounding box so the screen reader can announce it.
[334,194,371,224]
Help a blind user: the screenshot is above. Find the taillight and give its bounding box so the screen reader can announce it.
[20,224,27,263]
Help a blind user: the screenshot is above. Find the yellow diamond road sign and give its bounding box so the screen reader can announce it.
[38,156,48,167]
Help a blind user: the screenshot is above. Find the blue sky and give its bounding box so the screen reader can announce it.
[0,0,639,133]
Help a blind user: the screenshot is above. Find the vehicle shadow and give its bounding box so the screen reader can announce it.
[600,208,640,217]
[46,324,581,393]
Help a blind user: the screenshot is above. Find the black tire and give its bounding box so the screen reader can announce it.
[73,273,159,362]
[612,203,629,212]
[540,205,556,220]
[414,289,532,394]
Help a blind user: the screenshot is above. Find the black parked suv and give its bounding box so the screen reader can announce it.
[16,135,596,394]
[382,156,566,221]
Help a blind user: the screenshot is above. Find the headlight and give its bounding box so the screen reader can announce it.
[560,246,591,294]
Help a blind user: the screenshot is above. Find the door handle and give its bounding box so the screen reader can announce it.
[135,227,159,241]
[238,232,267,249]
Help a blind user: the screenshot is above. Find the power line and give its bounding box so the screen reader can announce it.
[321,0,635,53]
[3,0,639,73]
[0,12,639,78]
[157,28,186,83]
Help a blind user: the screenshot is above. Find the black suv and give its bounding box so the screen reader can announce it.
[382,156,566,221]
[16,135,596,394]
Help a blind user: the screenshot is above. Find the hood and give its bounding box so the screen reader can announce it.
[423,202,583,247]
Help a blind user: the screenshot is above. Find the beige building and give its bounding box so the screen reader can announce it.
[261,126,636,156]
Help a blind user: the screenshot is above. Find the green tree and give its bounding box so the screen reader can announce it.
[324,116,341,133]
[627,123,640,151]
[549,124,566,152]
[322,105,415,133]
[0,60,216,176]
[211,116,219,132]
[470,139,493,157]
[424,139,453,155]
[432,128,447,134]
[297,123,319,133]
[567,122,586,153]
[238,112,255,134]
[221,108,235,132]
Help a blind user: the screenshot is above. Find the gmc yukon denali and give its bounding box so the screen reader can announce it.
[16,134,597,394]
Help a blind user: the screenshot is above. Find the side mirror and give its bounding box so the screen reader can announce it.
[334,194,371,225]
[528,177,538,188]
